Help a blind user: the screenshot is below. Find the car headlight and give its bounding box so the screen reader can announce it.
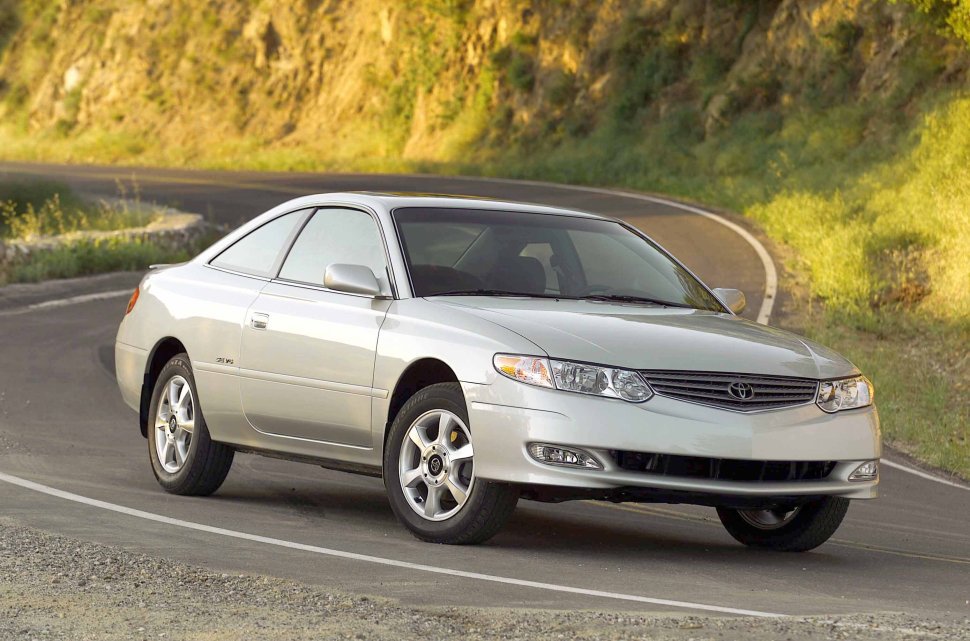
[816,375,873,413]
[493,354,653,403]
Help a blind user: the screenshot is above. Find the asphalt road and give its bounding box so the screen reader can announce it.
[1,162,968,622]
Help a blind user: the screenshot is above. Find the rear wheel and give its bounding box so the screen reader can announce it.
[148,354,234,496]
[716,497,849,552]
[384,383,519,544]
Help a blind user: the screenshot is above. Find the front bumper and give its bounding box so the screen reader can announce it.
[463,377,880,501]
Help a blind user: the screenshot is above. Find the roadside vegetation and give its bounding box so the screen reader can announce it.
[0,0,965,477]
[2,237,193,284]
[0,180,194,284]
[0,179,155,238]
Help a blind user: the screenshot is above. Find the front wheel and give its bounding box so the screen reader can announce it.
[383,383,519,544]
[716,497,849,552]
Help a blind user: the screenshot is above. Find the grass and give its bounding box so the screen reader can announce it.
[5,236,194,284]
[0,179,200,285]
[810,320,968,476]
[0,179,158,240]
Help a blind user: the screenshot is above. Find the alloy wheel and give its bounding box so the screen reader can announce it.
[398,409,475,521]
[154,375,195,474]
[737,506,802,530]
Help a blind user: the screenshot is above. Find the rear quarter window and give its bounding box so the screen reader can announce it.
[209,210,307,278]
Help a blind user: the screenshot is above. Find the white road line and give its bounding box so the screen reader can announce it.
[438,175,778,325]
[0,470,782,619]
[881,459,970,491]
[0,289,131,317]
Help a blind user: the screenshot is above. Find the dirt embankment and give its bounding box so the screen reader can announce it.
[0,1,965,166]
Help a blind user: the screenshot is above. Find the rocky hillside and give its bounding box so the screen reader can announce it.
[0,0,966,168]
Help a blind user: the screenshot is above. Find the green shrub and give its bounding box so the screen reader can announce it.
[6,237,192,284]
[507,51,535,92]
[0,0,18,54]
[610,22,687,124]
[0,180,157,240]
[905,0,970,45]
[0,180,88,217]
[546,69,576,107]
[823,20,864,60]
[492,32,538,93]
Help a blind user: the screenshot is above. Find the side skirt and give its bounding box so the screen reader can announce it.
[232,445,383,479]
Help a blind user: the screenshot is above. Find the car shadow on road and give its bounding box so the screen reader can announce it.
[206,479,852,569]
[492,505,850,567]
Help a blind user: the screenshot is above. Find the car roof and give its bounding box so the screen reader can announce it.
[303,192,608,220]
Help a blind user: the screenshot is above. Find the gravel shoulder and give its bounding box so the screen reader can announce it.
[1,520,967,641]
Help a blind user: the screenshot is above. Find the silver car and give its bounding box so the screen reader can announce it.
[115,193,880,551]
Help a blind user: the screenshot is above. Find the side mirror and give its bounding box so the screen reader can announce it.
[713,288,746,314]
[324,264,385,298]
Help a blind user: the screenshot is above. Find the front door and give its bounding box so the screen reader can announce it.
[238,207,393,447]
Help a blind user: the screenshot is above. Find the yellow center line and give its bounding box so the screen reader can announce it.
[586,501,970,565]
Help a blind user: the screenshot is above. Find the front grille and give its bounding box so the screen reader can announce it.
[611,451,836,482]
[639,370,818,412]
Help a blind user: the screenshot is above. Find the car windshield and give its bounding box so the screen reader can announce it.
[393,207,725,312]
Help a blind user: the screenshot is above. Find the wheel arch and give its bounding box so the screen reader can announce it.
[140,336,189,437]
[383,358,460,451]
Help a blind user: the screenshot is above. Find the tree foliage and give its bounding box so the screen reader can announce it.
[906,0,970,46]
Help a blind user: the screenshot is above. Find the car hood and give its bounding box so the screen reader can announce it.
[432,297,857,379]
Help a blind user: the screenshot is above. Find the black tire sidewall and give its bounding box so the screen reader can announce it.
[717,497,850,552]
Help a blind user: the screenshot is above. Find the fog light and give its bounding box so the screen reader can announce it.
[849,460,879,482]
[527,443,602,469]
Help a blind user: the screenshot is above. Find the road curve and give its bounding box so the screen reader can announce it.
[0,162,968,621]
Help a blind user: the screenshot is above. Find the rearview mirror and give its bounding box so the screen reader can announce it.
[713,288,746,314]
[324,264,385,298]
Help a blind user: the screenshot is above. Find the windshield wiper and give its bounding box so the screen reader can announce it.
[580,294,695,308]
[430,289,576,300]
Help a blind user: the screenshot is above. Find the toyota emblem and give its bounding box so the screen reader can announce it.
[728,381,755,400]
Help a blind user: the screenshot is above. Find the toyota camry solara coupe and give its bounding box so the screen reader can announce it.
[115,192,880,551]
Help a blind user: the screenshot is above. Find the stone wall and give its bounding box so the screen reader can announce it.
[0,205,206,268]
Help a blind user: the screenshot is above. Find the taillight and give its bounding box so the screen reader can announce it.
[126,287,140,315]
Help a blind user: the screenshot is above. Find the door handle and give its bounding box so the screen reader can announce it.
[251,312,269,330]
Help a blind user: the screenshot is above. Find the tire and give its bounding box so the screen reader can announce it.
[383,383,519,544]
[147,354,234,496]
[716,497,850,552]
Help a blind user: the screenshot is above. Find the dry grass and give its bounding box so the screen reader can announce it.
[0,179,157,240]
[0,179,199,285]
